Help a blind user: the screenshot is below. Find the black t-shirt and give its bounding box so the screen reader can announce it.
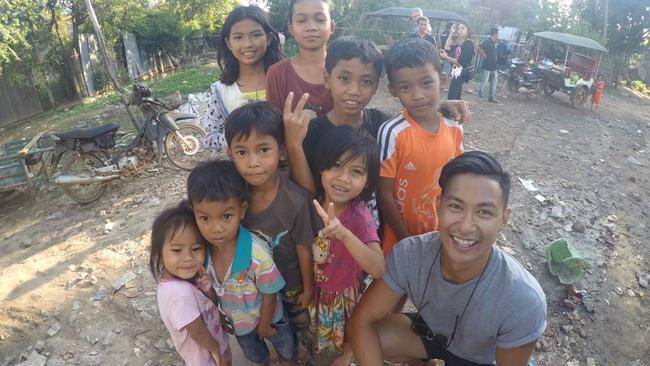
[408,32,438,49]
[456,39,475,68]
[303,108,391,173]
[479,39,498,71]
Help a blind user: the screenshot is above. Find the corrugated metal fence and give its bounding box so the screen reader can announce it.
[0,78,43,128]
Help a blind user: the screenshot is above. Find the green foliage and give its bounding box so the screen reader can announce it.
[0,0,48,78]
[133,9,185,54]
[283,38,298,57]
[267,0,471,46]
[29,65,220,124]
[160,0,239,34]
[628,80,650,95]
[148,65,219,97]
[92,62,110,93]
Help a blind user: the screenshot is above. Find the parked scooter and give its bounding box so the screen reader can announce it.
[36,84,207,203]
[498,58,545,98]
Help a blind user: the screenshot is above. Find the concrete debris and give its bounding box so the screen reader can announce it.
[551,206,565,219]
[46,323,60,337]
[68,301,80,328]
[638,273,649,288]
[14,351,46,366]
[112,271,137,292]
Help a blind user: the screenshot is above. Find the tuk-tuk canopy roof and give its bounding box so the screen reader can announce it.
[534,31,608,52]
[366,7,468,23]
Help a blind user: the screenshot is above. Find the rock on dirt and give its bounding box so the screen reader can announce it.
[46,323,60,337]
[638,273,649,288]
[111,271,137,292]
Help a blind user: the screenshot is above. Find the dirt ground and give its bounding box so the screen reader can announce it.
[1,75,649,366]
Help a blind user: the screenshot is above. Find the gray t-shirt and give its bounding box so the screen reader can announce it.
[384,232,547,364]
[242,173,319,294]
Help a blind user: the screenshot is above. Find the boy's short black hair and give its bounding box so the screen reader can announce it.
[187,160,249,204]
[439,151,511,206]
[489,27,499,36]
[224,101,284,147]
[416,16,429,24]
[384,38,442,82]
[313,125,379,201]
[150,200,206,281]
[325,36,383,77]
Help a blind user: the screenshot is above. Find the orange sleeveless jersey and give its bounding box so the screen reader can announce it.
[378,111,464,254]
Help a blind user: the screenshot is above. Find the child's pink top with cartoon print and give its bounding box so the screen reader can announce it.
[157,278,229,366]
[313,199,379,293]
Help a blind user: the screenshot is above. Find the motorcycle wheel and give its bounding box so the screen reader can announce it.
[571,87,588,109]
[526,82,543,99]
[544,83,556,96]
[164,123,208,170]
[496,75,510,95]
[60,152,107,204]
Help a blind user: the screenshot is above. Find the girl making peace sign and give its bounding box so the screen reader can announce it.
[310,125,384,365]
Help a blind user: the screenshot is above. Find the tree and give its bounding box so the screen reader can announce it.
[0,0,48,77]
[578,0,650,84]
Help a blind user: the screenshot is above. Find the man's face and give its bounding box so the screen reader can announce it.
[436,173,510,272]
[411,10,422,23]
[491,32,499,42]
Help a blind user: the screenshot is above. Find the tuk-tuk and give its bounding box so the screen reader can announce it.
[366,7,468,48]
[532,31,608,108]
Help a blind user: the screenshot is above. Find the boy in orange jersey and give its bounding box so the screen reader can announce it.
[377,38,464,254]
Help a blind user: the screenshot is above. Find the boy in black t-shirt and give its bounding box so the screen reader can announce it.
[478,27,500,103]
[285,36,389,195]
[408,17,438,49]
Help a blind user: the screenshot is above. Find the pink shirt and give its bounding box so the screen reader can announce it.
[313,199,379,292]
[157,278,229,366]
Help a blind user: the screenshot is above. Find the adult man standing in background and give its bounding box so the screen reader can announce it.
[478,28,500,103]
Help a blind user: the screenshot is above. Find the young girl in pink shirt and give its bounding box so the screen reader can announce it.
[150,201,231,366]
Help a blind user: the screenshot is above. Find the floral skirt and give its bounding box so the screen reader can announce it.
[310,283,361,353]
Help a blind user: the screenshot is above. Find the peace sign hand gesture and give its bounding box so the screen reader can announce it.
[283,92,314,145]
[313,200,350,241]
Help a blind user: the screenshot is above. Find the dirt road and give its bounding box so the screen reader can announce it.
[1,79,649,365]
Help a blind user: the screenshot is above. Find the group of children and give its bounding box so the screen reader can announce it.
[150,0,465,365]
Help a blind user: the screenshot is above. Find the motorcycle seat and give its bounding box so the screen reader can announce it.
[159,111,197,127]
[55,123,120,140]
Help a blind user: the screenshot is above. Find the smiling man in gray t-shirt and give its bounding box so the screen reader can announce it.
[350,151,547,366]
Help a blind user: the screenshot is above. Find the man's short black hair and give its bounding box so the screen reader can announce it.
[384,38,442,83]
[325,36,383,78]
[187,159,249,204]
[224,101,284,147]
[489,27,499,36]
[439,151,511,206]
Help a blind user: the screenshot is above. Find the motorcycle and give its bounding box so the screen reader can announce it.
[35,83,208,203]
[498,58,545,98]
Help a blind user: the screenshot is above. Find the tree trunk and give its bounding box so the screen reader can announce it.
[51,7,83,101]
[83,0,139,130]
[602,0,608,43]
[71,6,89,98]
